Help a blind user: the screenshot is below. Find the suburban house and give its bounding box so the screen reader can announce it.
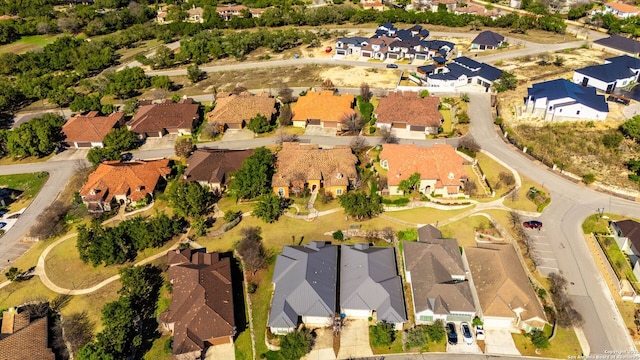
[291,91,356,130]
[403,225,476,324]
[62,111,125,148]
[524,79,609,121]
[215,5,264,20]
[161,249,236,358]
[611,220,640,280]
[335,37,370,56]
[272,142,358,198]
[455,4,500,18]
[0,307,55,360]
[340,244,407,330]
[379,144,468,197]
[186,6,205,23]
[206,93,277,130]
[466,244,548,331]
[268,242,338,334]
[470,31,505,51]
[417,56,503,90]
[79,159,171,213]
[156,6,169,23]
[128,98,199,138]
[362,0,385,11]
[594,2,640,18]
[573,55,640,93]
[593,35,640,57]
[430,0,457,12]
[374,92,443,137]
[184,149,254,192]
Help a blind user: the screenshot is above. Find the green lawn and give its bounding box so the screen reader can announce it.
[370,330,404,355]
[503,176,549,213]
[384,206,472,225]
[440,215,493,248]
[0,172,49,212]
[217,196,256,216]
[597,234,638,284]
[0,34,60,54]
[512,326,582,358]
[143,335,173,360]
[252,261,276,358]
[439,107,452,133]
[582,213,623,234]
[235,323,253,360]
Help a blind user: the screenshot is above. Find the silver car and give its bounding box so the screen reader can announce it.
[460,322,474,345]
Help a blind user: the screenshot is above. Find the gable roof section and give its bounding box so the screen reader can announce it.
[418,224,443,242]
[272,142,358,188]
[63,111,124,144]
[292,91,355,123]
[527,79,609,113]
[268,242,338,328]
[615,219,640,251]
[379,144,467,187]
[161,250,235,355]
[575,63,636,83]
[403,237,475,315]
[594,35,640,54]
[375,92,442,128]
[0,316,55,360]
[185,149,254,185]
[80,159,171,203]
[606,1,640,14]
[129,98,199,134]
[207,94,276,125]
[471,31,505,47]
[340,244,407,323]
[466,244,547,322]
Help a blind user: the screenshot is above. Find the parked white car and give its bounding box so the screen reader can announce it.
[460,322,474,345]
[475,325,485,341]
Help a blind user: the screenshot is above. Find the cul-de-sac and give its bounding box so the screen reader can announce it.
[3,1,640,359]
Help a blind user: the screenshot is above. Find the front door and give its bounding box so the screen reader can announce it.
[606,83,614,94]
[582,77,589,86]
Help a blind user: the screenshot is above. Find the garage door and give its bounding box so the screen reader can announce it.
[409,125,425,132]
[323,121,337,128]
[308,119,321,125]
[483,317,514,329]
[343,309,372,318]
[446,314,473,322]
[392,122,406,129]
[208,336,231,346]
[76,142,92,148]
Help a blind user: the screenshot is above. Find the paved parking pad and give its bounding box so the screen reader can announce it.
[303,327,336,360]
[204,342,235,360]
[304,125,337,137]
[484,328,520,355]
[337,319,373,359]
[221,129,255,142]
[527,228,559,277]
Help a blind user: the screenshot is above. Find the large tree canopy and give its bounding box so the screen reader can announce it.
[228,147,275,200]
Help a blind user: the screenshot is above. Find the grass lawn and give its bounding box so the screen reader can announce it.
[370,330,404,354]
[143,335,173,360]
[2,240,49,281]
[427,339,446,352]
[503,176,549,213]
[217,196,256,216]
[252,262,276,358]
[582,213,623,234]
[512,326,582,358]
[597,233,638,283]
[0,34,60,54]
[475,152,512,197]
[235,323,253,360]
[439,107,452,133]
[0,172,49,212]
[439,214,493,248]
[384,206,472,225]
[62,281,121,333]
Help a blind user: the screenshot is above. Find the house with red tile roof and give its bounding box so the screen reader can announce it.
[62,111,125,149]
[597,2,640,18]
[379,144,468,197]
[80,159,171,212]
[362,0,385,11]
[128,98,199,138]
[291,91,355,131]
[207,93,276,130]
[184,149,254,192]
[186,6,205,23]
[161,249,236,357]
[0,307,55,360]
[374,92,443,137]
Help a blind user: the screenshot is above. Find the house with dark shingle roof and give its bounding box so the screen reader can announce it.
[161,249,236,358]
[419,56,502,89]
[525,79,609,121]
[594,35,640,56]
[128,98,199,138]
[80,159,171,212]
[62,111,125,149]
[340,243,407,330]
[470,31,505,51]
[573,55,640,93]
[206,93,276,131]
[268,242,338,334]
[184,149,254,192]
[611,220,640,280]
[374,92,443,137]
[403,225,476,324]
[335,36,370,56]
[0,307,55,360]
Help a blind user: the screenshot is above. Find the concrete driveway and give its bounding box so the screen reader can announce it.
[50,148,89,162]
[304,125,337,137]
[137,134,177,152]
[302,327,336,360]
[484,328,520,356]
[337,319,373,359]
[390,128,426,140]
[221,129,255,142]
[204,342,235,360]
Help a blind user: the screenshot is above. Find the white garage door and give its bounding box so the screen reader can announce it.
[483,317,515,329]
[343,309,372,318]
[302,316,331,326]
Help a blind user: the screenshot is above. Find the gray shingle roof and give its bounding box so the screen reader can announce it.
[340,244,407,323]
[268,242,338,328]
[471,31,504,47]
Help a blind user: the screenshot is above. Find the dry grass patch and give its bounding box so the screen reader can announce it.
[440,214,493,248]
[385,206,473,225]
[62,281,121,333]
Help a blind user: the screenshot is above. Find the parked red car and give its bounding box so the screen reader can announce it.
[523,220,543,229]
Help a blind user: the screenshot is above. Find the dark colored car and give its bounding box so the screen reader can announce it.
[386,64,399,69]
[446,322,458,345]
[523,220,543,229]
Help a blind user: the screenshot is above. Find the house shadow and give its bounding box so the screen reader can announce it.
[220,251,248,336]
[0,188,24,209]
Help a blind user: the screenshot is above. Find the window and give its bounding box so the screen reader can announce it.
[576,110,581,115]
[559,109,562,113]
[549,106,553,111]
[336,188,343,195]
[277,188,284,197]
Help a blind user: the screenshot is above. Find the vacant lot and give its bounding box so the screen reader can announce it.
[0,35,60,54]
[0,172,49,212]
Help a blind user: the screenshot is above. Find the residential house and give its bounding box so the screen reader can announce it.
[593,35,640,57]
[216,4,249,20]
[79,159,171,212]
[340,243,407,330]
[455,4,500,18]
[360,36,396,60]
[184,149,254,192]
[0,307,55,360]
[206,93,276,130]
[374,92,443,137]
[466,244,548,331]
[291,91,356,130]
[62,111,125,149]
[156,6,169,23]
[403,225,476,324]
[376,22,398,37]
[596,2,640,18]
[418,56,503,90]
[573,55,640,93]
[362,0,385,11]
[611,220,640,280]
[186,6,205,23]
[524,79,609,121]
[470,31,505,51]
[128,98,199,138]
[161,249,236,358]
[379,144,468,197]
[430,0,457,12]
[268,242,338,334]
[272,142,358,198]
[335,37,370,56]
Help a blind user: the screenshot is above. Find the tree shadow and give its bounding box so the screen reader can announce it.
[221,251,248,336]
[0,188,24,209]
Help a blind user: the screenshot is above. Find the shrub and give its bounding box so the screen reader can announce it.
[494,117,504,125]
[425,320,446,343]
[382,197,410,206]
[370,322,394,347]
[602,132,623,149]
[530,329,550,349]
[457,111,470,124]
[419,90,430,98]
[582,173,596,184]
[398,228,418,241]
[405,327,427,349]
[332,230,344,241]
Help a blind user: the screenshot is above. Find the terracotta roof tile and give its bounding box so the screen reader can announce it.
[207,94,276,126]
[607,1,640,13]
[129,98,199,134]
[375,92,442,127]
[292,91,355,123]
[185,149,254,185]
[62,111,124,144]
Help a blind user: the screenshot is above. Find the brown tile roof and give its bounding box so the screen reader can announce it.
[456,4,499,16]
[62,111,124,144]
[207,94,276,126]
[129,98,199,134]
[375,92,442,128]
[379,144,467,187]
[161,249,235,355]
[291,91,355,123]
[0,315,55,360]
[0,309,29,335]
[272,142,358,187]
[607,1,640,13]
[185,149,254,185]
[80,159,171,203]
[216,4,248,12]
[465,244,547,323]
[187,6,204,16]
